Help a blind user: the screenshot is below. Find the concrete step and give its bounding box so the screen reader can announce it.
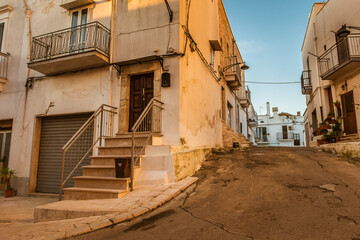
[63,187,128,200]
[91,155,131,166]
[98,146,134,155]
[105,136,149,147]
[82,164,142,178]
[74,176,129,190]
[82,165,116,177]
[134,170,170,187]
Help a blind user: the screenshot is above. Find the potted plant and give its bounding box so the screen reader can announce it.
[334,100,341,108]
[0,168,16,198]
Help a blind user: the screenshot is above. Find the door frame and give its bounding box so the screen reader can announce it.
[118,63,162,134]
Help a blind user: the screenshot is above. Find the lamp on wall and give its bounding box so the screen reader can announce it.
[336,24,360,38]
[222,62,249,73]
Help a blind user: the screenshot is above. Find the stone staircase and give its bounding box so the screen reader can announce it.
[63,133,174,200]
[222,121,251,148]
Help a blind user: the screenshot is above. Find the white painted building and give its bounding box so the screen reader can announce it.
[254,103,305,147]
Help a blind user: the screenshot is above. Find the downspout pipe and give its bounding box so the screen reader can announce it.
[18,0,31,191]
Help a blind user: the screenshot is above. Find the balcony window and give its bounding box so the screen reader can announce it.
[301,70,312,95]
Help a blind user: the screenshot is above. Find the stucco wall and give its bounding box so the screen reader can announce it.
[302,0,360,143]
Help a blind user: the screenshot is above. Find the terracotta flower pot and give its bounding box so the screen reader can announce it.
[5,189,14,198]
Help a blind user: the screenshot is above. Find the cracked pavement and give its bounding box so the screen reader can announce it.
[71,147,360,240]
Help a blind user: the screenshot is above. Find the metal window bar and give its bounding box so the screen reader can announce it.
[59,104,117,200]
[130,98,164,191]
[318,34,360,78]
[30,22,110,62]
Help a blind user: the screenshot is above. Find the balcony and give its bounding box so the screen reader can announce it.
[223,56,241,90]
[28,22,110,76]
[318,34,360,80]
[239,86,251,108]
[0,53,9,92]
[277,132,294,140]
[301,70,312,95]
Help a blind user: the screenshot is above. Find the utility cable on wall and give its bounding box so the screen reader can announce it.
[245,81,300,84]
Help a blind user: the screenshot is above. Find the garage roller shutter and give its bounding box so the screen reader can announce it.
[36,113,92,194]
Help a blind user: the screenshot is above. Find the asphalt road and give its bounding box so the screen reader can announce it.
[70,147,360,240]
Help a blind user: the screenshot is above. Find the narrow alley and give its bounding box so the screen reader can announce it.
[71,147,360,240]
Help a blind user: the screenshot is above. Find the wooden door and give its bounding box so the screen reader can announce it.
[129,73,154,131]
[282,126,288,139]
[342,91,357,134]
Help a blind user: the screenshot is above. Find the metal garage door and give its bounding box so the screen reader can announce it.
[36,113,93,194]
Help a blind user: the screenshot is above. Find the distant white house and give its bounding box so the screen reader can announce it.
[254,103,305,147]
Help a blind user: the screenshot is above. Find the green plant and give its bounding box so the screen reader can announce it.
[0,168,16,190]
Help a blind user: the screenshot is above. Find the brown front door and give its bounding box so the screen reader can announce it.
[129,73,154,131]
[341,91,357,134]
[282,126,288,139]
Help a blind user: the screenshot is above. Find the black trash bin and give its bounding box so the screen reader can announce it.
[115,158,131,178]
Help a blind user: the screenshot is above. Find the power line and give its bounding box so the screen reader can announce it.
[245,81,300,84]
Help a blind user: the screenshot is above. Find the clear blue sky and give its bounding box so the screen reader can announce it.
[223,0,320,115]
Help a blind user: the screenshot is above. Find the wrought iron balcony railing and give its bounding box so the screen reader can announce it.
[0,52,9,80]
[224,56,242,79]
[301,70,312,95]
[318,34,360,80]
[277,132,294,140]
[30,22,110,62]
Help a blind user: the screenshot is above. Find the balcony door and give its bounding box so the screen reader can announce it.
[0,130,11,169]
[70,8,88,52]
[341,91,357,134]
[336,30,350,65]
[282,126,288,139]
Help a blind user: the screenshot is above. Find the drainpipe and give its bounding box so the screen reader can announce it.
[17,0,31,185]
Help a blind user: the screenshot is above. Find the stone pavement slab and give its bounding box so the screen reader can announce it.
[0,176,197,240]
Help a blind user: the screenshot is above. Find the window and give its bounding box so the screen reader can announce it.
[0,22,4,51]
[227,102,233,127]
[210,46,214,67]
[256,127,267,142]
[311,109,318,131]
[70,8,88,51]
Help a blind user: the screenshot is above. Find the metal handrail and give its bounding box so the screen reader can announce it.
[30,21,110,62]
[318,34,360,78]
[130,98,164,191]
[59,104,117,200]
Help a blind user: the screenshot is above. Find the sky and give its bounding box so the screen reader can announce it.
[223,0,321,116]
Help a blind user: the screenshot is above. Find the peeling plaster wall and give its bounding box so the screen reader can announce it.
[178,0,222,148]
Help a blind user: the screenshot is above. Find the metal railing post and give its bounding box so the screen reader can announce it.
[59,150,66,200]
[131,130,135,191]
[99,106,104,147]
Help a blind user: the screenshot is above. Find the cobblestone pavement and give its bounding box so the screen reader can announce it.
[71,147,360,240]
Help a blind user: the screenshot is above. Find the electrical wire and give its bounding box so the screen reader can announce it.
[245,81,300,84]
